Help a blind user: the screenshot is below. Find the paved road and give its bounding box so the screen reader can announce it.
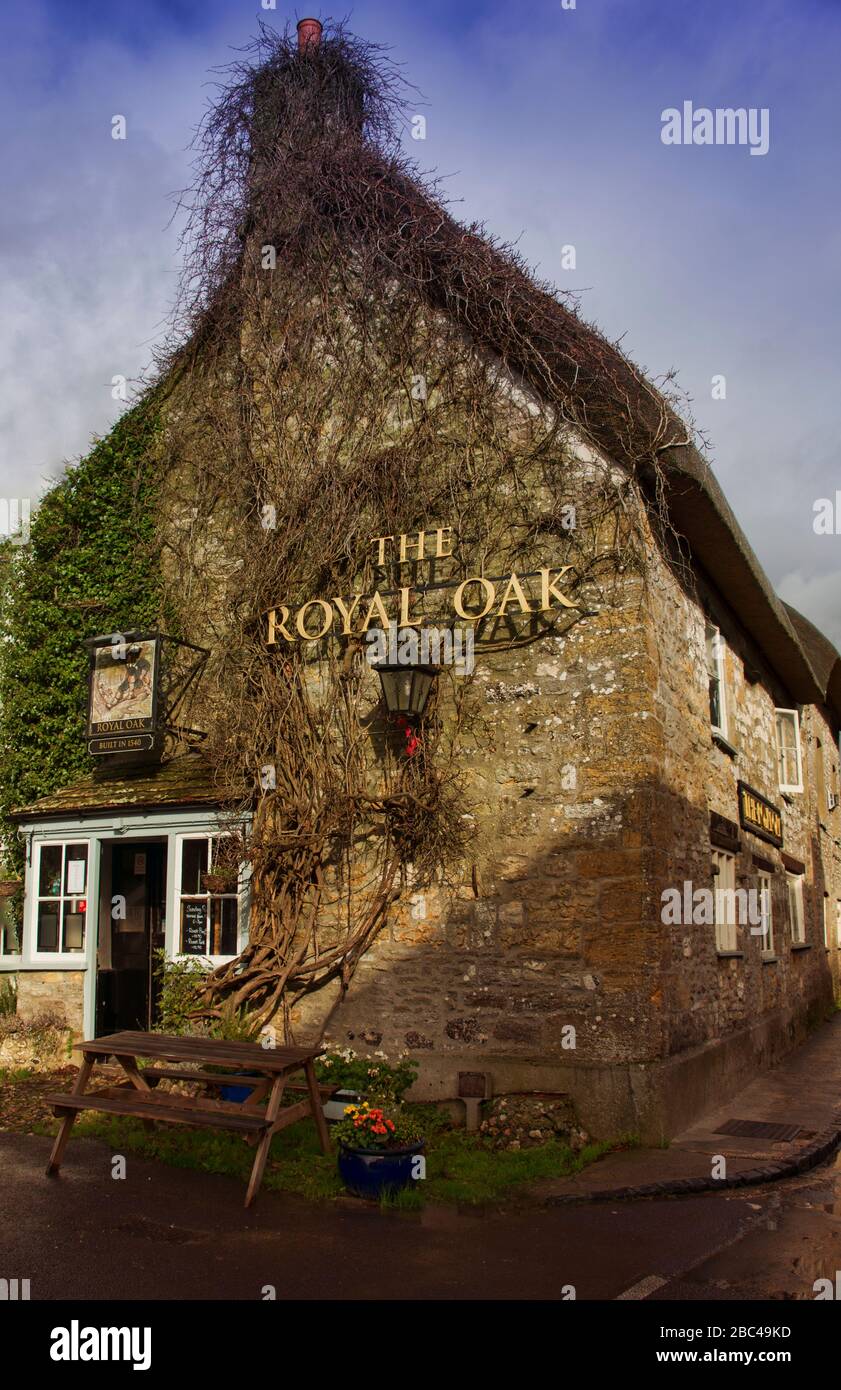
[3,1131,839,1301]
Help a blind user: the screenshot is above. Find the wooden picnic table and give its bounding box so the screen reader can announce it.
[44,1030,333,1208]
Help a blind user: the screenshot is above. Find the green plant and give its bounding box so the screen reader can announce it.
[0,975,16,1017]
[332,1101,423,1151]
[314,1049,418,1104]
[152,950,210,1035]
[209,1001,260,1043]
[0,395,168,882]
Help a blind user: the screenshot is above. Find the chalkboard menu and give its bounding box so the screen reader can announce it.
[181,900,208,955]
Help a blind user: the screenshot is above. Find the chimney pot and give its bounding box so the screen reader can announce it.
[297,18,322,53]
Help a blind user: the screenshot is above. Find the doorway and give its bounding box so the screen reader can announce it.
[96,841,167,1034]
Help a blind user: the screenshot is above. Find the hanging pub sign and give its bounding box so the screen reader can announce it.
[737,781,783,848]
[85,631,161,758]
[84,630,209,762]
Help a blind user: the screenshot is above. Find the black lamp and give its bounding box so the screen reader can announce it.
[374,663,438,720]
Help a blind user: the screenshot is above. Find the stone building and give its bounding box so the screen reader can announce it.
[2,22,839,1141]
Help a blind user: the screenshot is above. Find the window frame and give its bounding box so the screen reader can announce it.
[712,847,738,953]
[775,708,804,793]
[822,894,830,948]
[706,623,728,739]
[757,871,774,958]
[27,838,92,963]
[173,832,243,966]
[786,871,806,945]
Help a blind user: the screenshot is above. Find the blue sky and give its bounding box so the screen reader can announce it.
[2,0,840,640]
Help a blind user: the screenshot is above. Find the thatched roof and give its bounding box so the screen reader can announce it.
[351,157,837,716]
[171,32,841,725]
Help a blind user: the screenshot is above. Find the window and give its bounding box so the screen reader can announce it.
[823,895,830,948]
[775,709,803,792]
[177,835,240,959]
[836,901,841,949]
[33,841,89,954]
[706,623,727,736]
[712,848,738,952]
[786,871,805,945]
[757,872,774,956]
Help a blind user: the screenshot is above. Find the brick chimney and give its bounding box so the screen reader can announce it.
[297,19,323,53]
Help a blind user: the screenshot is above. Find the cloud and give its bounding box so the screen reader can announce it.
[777,568,841,651]
[1,0,839,651]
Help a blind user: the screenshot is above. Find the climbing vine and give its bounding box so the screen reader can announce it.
[0,396,167,878]
[149,21,680,1037]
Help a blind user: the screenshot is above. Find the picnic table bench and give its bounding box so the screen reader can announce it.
[44,1030,333,1207]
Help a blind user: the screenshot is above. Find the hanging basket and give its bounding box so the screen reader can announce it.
[201,871,237,894]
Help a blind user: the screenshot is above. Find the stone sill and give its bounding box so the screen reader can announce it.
[16,960,88,971]
[716,950,743,960]
[712,731,739,758]
[761,954,779,964]
[791,943,811,952]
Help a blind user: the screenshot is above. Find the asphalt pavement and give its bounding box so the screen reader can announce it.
[3,1130,837,1301]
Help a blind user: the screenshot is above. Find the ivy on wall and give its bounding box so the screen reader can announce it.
[0,396,165,875]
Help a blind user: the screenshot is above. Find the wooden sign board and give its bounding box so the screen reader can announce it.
[737,781,783,848]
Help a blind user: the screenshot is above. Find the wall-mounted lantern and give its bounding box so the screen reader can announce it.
[374,663,439,721]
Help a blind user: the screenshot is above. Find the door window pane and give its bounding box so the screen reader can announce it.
[37,903,60,952]
[211,897,238,956]
[64,846,88,895]
[178,836,240,958]
[181,839,208,895]
[180,899,209,954]
[39,845,62,897]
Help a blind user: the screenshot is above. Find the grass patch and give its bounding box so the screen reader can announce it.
[417,1130,613,1205]
[31,1098,614,1208]
[59,1112,344,1203]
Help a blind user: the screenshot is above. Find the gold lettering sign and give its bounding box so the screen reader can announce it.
[737,781,783,848]
[265,526,582,644]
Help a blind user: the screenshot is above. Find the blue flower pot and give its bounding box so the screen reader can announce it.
[219,1073,261,1103]
[338,1140,425,1200]
[220,1083,254,1103]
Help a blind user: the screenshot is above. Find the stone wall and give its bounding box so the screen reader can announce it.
[646,544,840,1091]
[15,970,85,1036]
[147,280,841,1141]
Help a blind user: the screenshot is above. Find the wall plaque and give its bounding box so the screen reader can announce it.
[737,781,783,848]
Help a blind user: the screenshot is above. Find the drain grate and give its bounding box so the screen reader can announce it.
[714,1118,804,1143]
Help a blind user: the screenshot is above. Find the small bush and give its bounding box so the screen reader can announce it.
[152,950,210,1035]
[314,1048,418,1104]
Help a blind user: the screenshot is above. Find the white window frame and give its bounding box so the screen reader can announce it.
[27,838,92,963]
[836,900,841,949]
[775,708,803,793]
[712,848,738,953]
[757,872,774,957]
[706,623,728,738]
[823,895,830,949]
[173,833,244,967]
[786,871,805,945]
